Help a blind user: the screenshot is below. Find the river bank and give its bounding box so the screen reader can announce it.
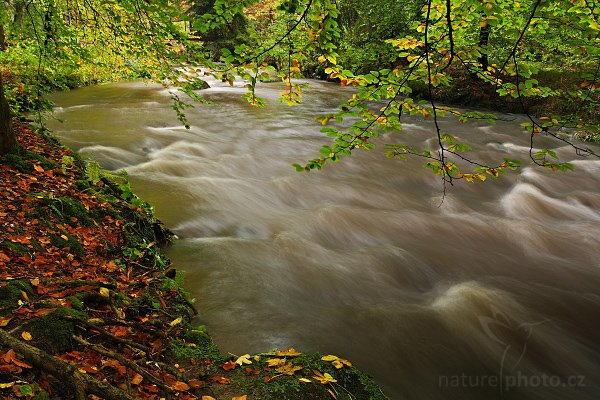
[0,121,387,399]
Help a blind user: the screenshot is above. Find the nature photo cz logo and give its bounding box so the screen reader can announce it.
[438,306,586,393]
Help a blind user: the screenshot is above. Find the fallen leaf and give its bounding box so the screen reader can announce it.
[276,362,302,375]
[0,317,12,327]
[275,347,302,357]
[299,377,312,383]
[235,354,252,365]
[201,397,216,400]
[209,376,230,384]
[266,358,286,367]
[12,357,32,369]
[222,361,237,371]
[29,278,39,286]
[189,379,204,388]
[327,388,337,399]
[0,382,15,388]
[321,354,352,369]
[0,252,10,262]
[33,164,45,173]
[21,332,32,341]
[232,396,247,400]
[169,317,182,327]
[172,381,189,391]
[312,370,337,385]
[99,287,110,298]
[131,373,143,385]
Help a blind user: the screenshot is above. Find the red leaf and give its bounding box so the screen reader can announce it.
[222,361,237,371]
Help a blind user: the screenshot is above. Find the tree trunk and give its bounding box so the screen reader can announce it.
[0,25,17,155]
[478,22,491,71]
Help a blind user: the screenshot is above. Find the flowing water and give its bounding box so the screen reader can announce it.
[47,80,600,399]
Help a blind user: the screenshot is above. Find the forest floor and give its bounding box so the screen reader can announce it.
[0,123,386,399]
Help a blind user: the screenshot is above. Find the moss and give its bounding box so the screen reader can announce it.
[0,240,30,256]
[35,197,91,227]
[0,149,60,173]
[0,280,34,309]
[21,315,76,354]
[65,296,85,311]
[169,338,224,365]
[49,232,85,258]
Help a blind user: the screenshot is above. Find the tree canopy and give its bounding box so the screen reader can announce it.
[1,0,599,182]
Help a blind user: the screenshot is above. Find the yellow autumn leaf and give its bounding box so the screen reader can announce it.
[232,396,247,400]
[21,331,32,341]
[169,317,183,327]
[266,358,286,367]
[235,354,252,365]
[298,377,312,383]
[99,287,110,298]
[29,278,39,286]
[321,355,352,369]
[0,382,15,388]
[201,397,217,400]
[275,347,302,357]
[277,362,302,375]
[0,317,12,327]
[313,370,337,384]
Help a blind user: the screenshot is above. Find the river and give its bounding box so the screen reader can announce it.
[46,79,600,399]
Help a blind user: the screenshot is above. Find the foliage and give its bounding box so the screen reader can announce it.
[208,0,600,185]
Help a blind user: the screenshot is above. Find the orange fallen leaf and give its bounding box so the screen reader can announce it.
[209,376,230,384]
[172,381,190,391]
[188,379,204,388]
[232,396,247,400]
[131,373,143,385]
[0,317,12,327]
[21,331,32,341]
[33,164,45,173]
[201,397,216,400]
[222,361,237,371]
[275,347,302,357]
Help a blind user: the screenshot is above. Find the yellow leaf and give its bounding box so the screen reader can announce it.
[235,354,252,365]
[275,347,302,357]
[60,234,69,240]
[299,378,312,383]
[0,317,12,327]
[202,397,217,400]
[313,370,337,385]
[29,278,39,286]
[232,396,247,400]
[318,56,326,63]
[33,164,44,173]
[99,287,110,298]
[277,362,302,375]
[169,317,183,327]
[21,331,32,341]
[0,382,15,388]
[266,358,286,367]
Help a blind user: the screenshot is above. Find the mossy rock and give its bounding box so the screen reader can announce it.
[18,307,88,354]
[0,149,60,173]
[0,280,34,309]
